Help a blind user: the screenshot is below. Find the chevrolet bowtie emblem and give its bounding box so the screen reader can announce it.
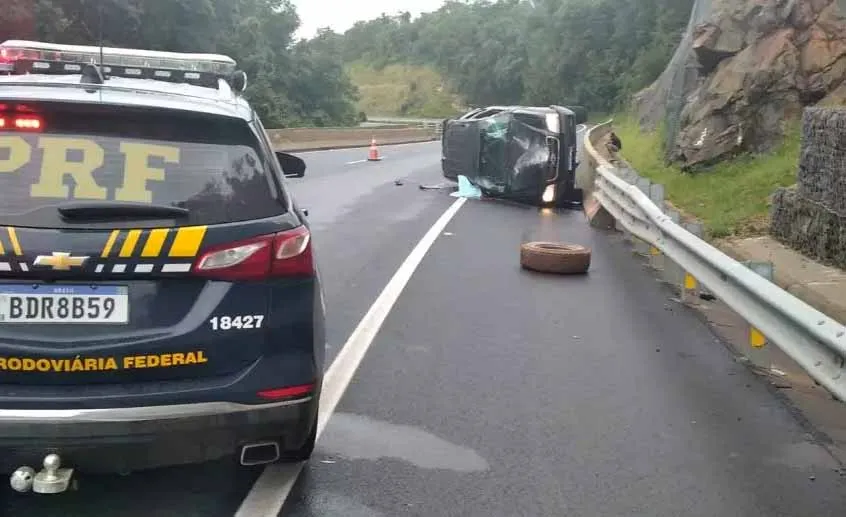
[33,252,89,271]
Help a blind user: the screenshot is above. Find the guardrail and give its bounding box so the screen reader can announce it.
[365,116,444,138]
[267,126,440,152]
[584,120,846,401]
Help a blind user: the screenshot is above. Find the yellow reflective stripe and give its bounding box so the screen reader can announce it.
[0,235,5,255]
[684,273,697,290]
[141,229,169,257]
[750,327,766,348]
[101,230,120,258]
[6,228,22,256]
[169,226,207,257]
[119,229,142,258]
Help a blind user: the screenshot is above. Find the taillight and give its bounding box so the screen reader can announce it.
[192,226,313,281]
[257,382,315,401]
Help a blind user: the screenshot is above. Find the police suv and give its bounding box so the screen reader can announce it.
[0,40,324,494]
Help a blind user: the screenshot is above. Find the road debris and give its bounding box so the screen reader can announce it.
[450,175,482,199]
[419,182,452,190]
[520,241,592,274]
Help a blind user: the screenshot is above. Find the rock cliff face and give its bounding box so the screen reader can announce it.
[636,0,846,168]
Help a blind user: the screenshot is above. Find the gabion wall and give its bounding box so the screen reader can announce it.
[770,108,846,268]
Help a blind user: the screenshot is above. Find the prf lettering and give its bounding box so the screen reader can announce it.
[0,135,179,203]
[0,351,208,372]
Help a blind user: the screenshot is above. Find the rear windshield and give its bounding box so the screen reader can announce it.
[0,102,284,228]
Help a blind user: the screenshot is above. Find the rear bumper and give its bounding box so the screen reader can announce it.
[0,396,316,474]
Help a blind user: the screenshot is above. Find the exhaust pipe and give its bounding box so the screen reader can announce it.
[240,441,280,466]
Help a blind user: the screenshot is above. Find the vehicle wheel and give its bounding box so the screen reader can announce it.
[520,241,591,274]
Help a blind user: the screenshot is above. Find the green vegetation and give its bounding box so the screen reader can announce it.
[346,62,461,118]
[339,0,694,115]
[5,0,698,125]
[614,116,801,238]
[4,0,358,128]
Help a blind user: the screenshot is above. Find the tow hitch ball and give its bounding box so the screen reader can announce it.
[10,454,74,494]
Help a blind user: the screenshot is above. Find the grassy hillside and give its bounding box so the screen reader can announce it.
[346,62,463,119]
[614,115,800,238]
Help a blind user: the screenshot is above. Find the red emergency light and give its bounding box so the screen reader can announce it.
[0,114,43,132]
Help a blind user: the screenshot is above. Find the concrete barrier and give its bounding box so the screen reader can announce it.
[267,126,438,152]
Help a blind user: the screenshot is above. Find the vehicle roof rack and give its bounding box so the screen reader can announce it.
[0,40,247,93]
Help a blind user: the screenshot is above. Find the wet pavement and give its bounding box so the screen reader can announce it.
[6,141,846,516]
[281,193,846,517]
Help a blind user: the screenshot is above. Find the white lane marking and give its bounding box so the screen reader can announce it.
[234,196,467,517]
[345,156,389,165]
[343,157,388,164]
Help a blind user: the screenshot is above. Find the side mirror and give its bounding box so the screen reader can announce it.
[276,151,306,178]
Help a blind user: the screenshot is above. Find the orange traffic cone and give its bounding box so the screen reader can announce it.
[367,138,381,161]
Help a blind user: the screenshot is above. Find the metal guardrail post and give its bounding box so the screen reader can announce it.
[633,177,652,256]
[683,221,715,300]
[649,183,666,213]
[616,168,636,236]
[662,209,685,288]
[743,260,775,371]
[680,222,703,303]
[648,184,666,271]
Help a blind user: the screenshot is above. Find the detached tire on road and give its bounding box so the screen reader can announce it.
[520,242,591,274]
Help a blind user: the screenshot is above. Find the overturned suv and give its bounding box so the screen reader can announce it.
[0,40,324,494]
[441,105,587,208]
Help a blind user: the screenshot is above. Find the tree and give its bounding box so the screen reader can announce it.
[338,0,695,114]
[0,0,358,128]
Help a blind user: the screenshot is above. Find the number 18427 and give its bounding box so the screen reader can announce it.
[209,315,265,331]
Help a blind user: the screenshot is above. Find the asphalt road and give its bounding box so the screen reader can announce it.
[5,141,846,516]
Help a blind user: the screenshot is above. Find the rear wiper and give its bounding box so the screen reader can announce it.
[57,201,189,220]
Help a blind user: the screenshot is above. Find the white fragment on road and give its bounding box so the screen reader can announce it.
[444,232,454,236]
[234,196,468,517]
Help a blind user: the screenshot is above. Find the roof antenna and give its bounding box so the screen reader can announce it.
[98,0,105,75]
[80,0,106,91]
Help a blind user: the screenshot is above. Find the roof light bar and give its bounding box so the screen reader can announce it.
[0,40,243,91]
